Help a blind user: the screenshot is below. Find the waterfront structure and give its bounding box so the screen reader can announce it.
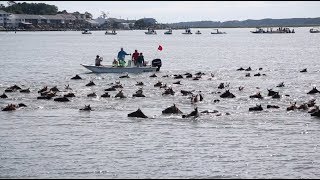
[0,10,10,27]
[0,10,98,29]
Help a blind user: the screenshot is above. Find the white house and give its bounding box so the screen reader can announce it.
[0,10,10,27]
[93,16,106,26]
[1,10,104,28]
[6,13,76,28]
[85,19,99,27]
[121,23,131,30]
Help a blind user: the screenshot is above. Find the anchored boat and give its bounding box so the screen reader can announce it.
[195,30,202,34]
[310,27,320,33]
[164,28,172,35]
[251,27,295,34]
[182,28,192,34]
[211,29,226,34]
[82,29,92,34]
[105,29,117,35]
[145,28,157,35]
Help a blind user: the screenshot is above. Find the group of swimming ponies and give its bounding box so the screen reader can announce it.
[1,67,320,118]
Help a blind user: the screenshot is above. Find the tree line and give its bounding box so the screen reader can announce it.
[0,2,58,15]
[1,1,319,29]
[0,1,161,30]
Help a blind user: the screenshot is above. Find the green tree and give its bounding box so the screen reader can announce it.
[134,18,157,29]
[84,11,92,19]
[3,2,58,15]
[112,21,120,29]
[0,3,5,9]
[134,19,146,29]
[58,10,68,14]
[101,11,108,19]
[7,1,16,6]
[106,19,120,29]
[72,11,80,16]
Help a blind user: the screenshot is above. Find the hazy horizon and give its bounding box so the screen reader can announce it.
[11,1,320,23]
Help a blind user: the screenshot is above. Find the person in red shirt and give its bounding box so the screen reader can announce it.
[131,50,139,66]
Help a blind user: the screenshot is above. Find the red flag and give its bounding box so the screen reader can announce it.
[158,45,163,51]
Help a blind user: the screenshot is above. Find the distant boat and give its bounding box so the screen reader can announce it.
[105,29,117,35]
[211,29,226,34]
[82,29,92,34]
[182,28,192,34]
[250,27,265,33]
[164,28,172,35]
[251,27,295,34]
[145,28,157,35]
[310,27,320,33]
[195,30,202,34]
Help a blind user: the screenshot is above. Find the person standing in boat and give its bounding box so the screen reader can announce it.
[112,58,118,67]
[117,48,131,66]
[131,50,139,65]
[95,55,103,66]
[137,53,145,67]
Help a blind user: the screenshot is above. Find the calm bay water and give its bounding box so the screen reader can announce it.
[0,28,319,178]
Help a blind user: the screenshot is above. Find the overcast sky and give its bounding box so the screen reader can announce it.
[15,1,320,23]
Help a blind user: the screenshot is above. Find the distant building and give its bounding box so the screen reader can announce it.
[85,19,99,27]
[121,23,130,30]
[6,14,65,28]
[58,13,77,25]
[93,17,106,26]
[3,12,89,28]
[0,10,11,27]
[104,18,133,29]
[1,10,137,30]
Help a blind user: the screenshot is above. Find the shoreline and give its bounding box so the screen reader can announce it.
[0,26,315,32]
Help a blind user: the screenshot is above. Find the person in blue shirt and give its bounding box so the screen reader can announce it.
[117,48,131,66]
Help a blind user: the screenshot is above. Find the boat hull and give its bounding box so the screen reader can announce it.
[251,32,295,34]
[145,32,157,35]
[250,31,265,33]
[81,64,158,73]
[211,32,226,34]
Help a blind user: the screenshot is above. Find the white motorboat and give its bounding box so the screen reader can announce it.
[211,29,226,34]
[82,29,92,34]
[195,30,201,34]
[164,28,172,35]
[81,59,162,73]
[182,28,192,34]
[251,27,295,34]
[310,27,320,33]
[145,28,157,35]
[250,27,265,33]
[105,29,117,35]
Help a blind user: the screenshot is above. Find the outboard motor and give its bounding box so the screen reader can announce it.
[152,59,162,71]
